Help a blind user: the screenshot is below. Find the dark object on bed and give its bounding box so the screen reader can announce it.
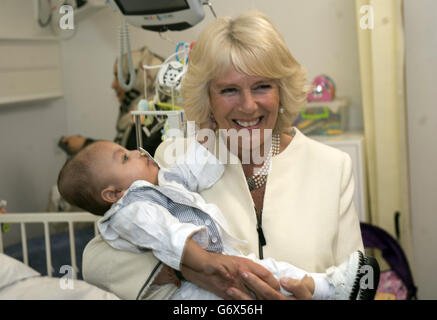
[4,227,95,280]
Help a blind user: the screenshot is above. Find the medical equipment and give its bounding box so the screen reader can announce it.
[109,0,216,32]
[110,0,216,91]
[117,21,136,91]
[131,40,190,147]
[109,1,213,144]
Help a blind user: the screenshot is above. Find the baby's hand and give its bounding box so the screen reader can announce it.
[181,239,240,283]
[201,252,240,281]
[181,239,231,277]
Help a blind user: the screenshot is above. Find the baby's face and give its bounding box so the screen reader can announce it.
[95,141,159,191]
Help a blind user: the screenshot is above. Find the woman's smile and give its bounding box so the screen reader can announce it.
[232,117,264,129]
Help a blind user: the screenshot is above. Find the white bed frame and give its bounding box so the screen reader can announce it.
[0,212,99,279]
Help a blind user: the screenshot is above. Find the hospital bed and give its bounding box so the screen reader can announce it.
[0,212,119,300]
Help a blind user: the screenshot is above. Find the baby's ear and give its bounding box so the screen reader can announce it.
[101,186,124,204]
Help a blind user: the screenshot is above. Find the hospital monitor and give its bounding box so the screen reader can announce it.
[111,0,206,32]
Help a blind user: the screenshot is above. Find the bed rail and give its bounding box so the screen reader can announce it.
[0,212,99,278]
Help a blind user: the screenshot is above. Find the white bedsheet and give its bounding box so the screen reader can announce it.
[0,276,120,300]
[0,253,119,300]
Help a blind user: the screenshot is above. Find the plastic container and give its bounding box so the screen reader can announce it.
[292,98,349,136]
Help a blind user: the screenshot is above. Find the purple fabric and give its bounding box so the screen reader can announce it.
[360,222,417,299]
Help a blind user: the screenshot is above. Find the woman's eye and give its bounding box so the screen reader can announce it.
[220,88,237,94]
[123,154,128,162]
[254,84,272,91]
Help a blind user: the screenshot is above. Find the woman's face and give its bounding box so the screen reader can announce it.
[209,65,280,155]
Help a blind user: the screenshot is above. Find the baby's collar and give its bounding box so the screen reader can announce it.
[113,180,156,207]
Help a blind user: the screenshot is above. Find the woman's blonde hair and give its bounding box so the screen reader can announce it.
[182,10,308,132]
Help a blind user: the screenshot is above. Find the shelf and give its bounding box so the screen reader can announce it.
[306,97,349,112]
[0,92,63,106]
[0,35,59,41]
[0,38,63,106]
[310,131,364,142]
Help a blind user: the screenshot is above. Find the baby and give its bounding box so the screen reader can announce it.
[57,139,379,300]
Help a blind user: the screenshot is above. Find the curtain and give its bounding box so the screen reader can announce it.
[355,0,413,263]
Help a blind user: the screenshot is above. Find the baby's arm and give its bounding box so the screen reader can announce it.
[181,238,237,280]
[244,256,316,297]
[109,201,208,271]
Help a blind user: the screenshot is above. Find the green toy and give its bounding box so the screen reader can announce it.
[0,200,10,233]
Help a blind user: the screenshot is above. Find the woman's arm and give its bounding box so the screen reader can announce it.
[333,153,364,263]
[82,235,169,300]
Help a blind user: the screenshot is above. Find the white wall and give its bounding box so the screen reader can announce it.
[404,0,437,300]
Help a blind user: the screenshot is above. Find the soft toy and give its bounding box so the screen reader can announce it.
[307,75,336,102]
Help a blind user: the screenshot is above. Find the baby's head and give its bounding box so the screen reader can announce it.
[57,141,160,215]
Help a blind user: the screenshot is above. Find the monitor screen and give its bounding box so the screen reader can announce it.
[115,0,189,15]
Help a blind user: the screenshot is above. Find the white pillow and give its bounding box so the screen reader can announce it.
[0,253,40,289]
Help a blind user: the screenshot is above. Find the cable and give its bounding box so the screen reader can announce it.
[118,21,136,91]
[202,0,217,18]
[37,0,53,27]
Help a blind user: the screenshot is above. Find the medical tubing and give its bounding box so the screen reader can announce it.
[118,22,136,91]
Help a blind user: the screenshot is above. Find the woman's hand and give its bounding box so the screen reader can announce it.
[227,273,314,300]
[180,254,279,300]
[180,258,250,299]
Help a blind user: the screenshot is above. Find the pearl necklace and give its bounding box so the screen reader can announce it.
[246,134,281,191]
